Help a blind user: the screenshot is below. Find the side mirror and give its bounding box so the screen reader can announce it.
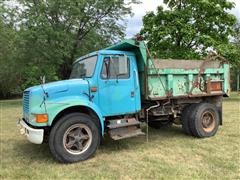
[103,59,110,79]
[116,55,128,82]
[118,55,128,75]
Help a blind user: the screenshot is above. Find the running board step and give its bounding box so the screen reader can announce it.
[110,129,145,140]
[107,117,145,140]
[107,118,140,129]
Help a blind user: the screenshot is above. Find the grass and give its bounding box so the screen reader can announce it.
[0,93,239,179]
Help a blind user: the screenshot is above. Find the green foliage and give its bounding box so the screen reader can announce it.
[0,15,22,97]
[13,0,139,79]
[227,23,240,90]
[0,0,138,98]
[20,65,59,91]
[232,23,240,70]
[141,0,239,90]
[212,23,240,90]
[141,0,237,59]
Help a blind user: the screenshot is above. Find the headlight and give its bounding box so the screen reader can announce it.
[29,114,37,122]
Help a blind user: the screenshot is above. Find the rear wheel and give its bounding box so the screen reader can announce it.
[181,104,197,135]
[189,103,220,138]
[49,113,100,163]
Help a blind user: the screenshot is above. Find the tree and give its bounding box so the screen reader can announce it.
[0,13,23,97]
[3,0,139,79]
[140,0,237,60]
[0,0,139,98]
[225,23,240,91]
[233,23,240,91]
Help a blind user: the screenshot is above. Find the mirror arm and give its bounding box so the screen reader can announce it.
[116,74,120,83]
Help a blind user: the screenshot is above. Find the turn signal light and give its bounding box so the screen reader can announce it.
[36,114,48,123]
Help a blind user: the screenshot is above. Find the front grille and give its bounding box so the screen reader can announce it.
[23,91,30,113]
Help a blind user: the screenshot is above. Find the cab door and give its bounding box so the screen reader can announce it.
[98,55,137,116]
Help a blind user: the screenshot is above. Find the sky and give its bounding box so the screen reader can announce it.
[125,0,240,38]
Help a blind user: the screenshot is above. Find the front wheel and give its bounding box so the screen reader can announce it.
[49,113,100,163]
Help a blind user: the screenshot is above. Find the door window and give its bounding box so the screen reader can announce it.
[101,56,130,79]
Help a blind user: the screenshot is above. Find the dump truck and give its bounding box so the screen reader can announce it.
[18,39,230,163]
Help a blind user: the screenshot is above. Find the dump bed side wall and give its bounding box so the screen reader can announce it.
[146,59,230,100]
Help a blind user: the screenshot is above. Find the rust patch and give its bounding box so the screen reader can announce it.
[166,90,173,97]
[210,81,222,91]
[206,77,212,94]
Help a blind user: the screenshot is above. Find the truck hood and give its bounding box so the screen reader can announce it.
[25,79,89,97]
[23,79,90,125]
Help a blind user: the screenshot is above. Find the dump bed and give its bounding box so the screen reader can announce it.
[106,39,230,100]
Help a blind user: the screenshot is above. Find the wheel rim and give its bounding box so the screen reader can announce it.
[63,123,92,155]
[201,111,216,133]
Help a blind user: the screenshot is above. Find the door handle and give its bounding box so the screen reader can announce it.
[131,91,134,97]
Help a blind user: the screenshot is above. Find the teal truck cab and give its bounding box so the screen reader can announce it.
[18,39,230,163]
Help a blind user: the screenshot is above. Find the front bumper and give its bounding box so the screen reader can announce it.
[17,119,44,144]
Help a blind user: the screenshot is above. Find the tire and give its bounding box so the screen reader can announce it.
[148,119,172,129]
[49,113,100,163]
[189,103,220,138]
[181,104,197,135]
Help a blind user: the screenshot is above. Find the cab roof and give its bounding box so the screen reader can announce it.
[74,49,136,64]
[74,39,147,65]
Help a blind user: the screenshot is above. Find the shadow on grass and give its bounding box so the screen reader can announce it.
[15,125,190,163]
[100,125,191,152]
[15,141,55,163]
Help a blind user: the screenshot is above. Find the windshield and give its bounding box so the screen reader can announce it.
[70,56,97,79]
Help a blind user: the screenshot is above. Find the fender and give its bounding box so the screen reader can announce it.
[45,95,105,135]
